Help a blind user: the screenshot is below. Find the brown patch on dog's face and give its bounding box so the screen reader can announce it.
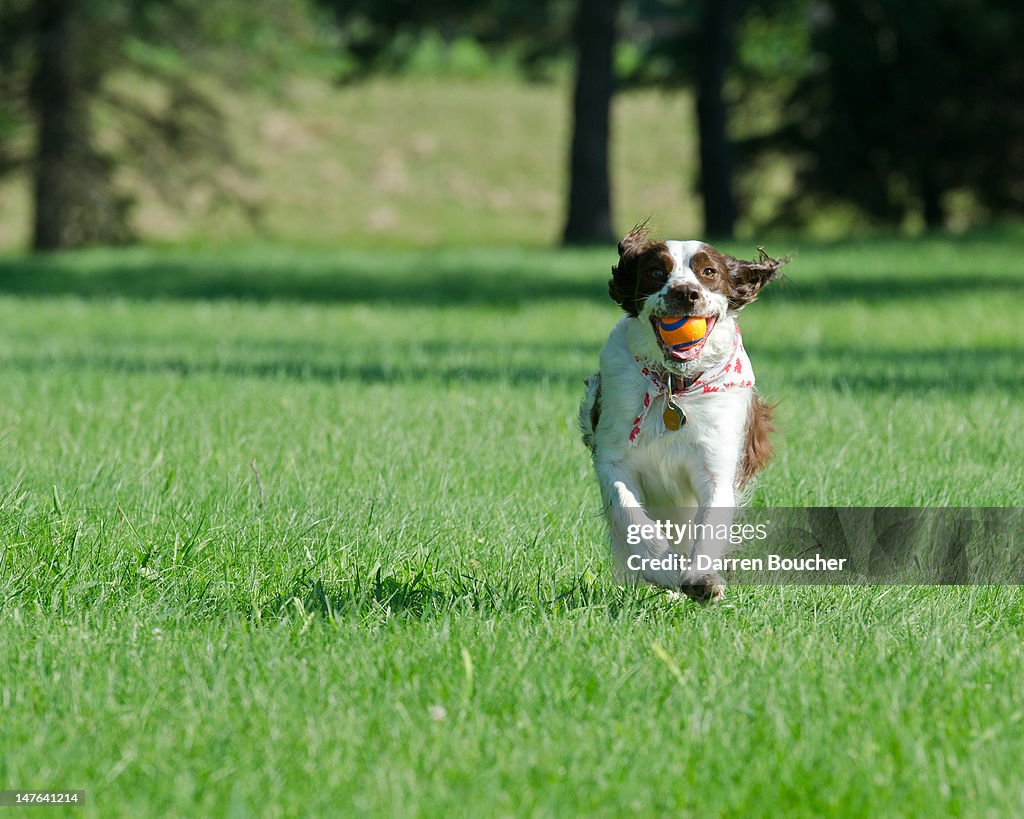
[689,244,733,300]
[692,242,788,310]
[608,224,674,316]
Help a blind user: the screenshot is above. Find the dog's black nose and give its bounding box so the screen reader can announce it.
[669,282,702,305]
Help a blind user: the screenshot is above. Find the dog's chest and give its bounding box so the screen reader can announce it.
[596,359,753,500]
[628,388,749,458]
[601,360,751,448]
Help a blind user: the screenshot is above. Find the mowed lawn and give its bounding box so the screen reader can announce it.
[1,230,1023,816]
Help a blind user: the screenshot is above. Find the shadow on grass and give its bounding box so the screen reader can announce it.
[766,274,1024,303]
[2,340,1020,393]
[0,345,589,387]
[1,249,1022,307]
[0,255,604,306]
[753,344,1023,394]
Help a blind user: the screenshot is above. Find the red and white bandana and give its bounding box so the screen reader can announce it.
[628,329,755,445]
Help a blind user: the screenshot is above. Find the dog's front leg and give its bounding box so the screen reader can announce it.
[594,461,700,589]
[682,452,742,603]
[681,490,733,603]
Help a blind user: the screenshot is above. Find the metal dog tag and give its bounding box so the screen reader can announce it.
[663,400,686,430]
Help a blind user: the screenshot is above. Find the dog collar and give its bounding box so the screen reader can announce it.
[628,330,755,444]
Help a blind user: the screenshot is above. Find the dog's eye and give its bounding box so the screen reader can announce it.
[701,267,717,279]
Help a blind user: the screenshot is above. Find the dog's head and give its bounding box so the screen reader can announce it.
[609,223,788,372]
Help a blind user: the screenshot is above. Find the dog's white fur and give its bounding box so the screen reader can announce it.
[580,239,777,601]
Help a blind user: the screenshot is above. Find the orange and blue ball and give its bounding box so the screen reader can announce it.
[657,316,708,351]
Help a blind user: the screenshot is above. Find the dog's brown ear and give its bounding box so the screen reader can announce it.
[608,221,672,316]
[616,220,652,259]
[725,247,790,309]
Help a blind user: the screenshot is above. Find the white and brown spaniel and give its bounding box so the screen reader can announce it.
[580,223,788,602]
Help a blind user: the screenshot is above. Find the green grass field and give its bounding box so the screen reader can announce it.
[1,230,1023,816]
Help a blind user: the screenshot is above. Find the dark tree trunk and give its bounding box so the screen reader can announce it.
[30,0,82,251]
[696,0,737,238]
[562,0,619,246]
[920,167,945,229]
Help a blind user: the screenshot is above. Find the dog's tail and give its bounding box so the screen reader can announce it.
[578,373,601,452]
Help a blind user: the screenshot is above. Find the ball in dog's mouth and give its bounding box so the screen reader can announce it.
[653,315,717,362]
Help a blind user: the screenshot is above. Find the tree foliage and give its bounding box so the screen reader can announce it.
[318,0,576,79]
[0,0,314,249]
[4,0,1021,248]
[768,0,1024,228]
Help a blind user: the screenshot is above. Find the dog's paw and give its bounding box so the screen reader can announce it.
[679,574,726,604]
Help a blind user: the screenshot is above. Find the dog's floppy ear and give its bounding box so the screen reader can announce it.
[608,220,672,317]
[616,220,652,259]
[725,247,789,309]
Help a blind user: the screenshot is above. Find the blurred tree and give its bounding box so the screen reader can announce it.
[619,0,748,238]
[308,0,807,242]
[29,0,84,249]
[769,0,1024,228]
[695,0,737,237]
[0,0,285,250]
[562,0,619,245]
[319,0,574,79]
[26,0,136,249]
[317,0,628,246]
